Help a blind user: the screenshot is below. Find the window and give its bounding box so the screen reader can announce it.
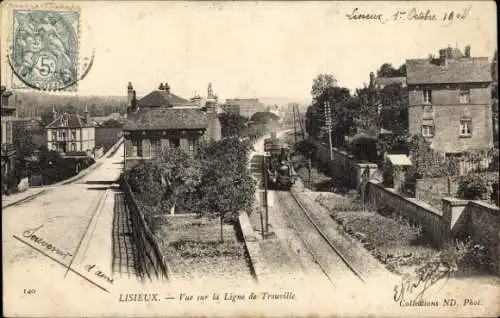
[460,120,472,137]
[151,138,161,157]
[188,138,197,154]
[71,143,76,151]
[132,139,142,157]
[422,89,432,104]
[459,89,470,104]
[58,130,63,138]
[5,122,12,143]
[71,129,77,140]
[421,124,434,137]
[52,131,57,141]
[170,138,180,148]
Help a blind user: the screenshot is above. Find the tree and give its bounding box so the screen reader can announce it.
[377,63,406,78]
[379,83,409,133]
[354,86,379,135]
[309,85,356,148]
[218,112,247,137]
[311,74,337,102]
[408,135,459,178]
[197,138,255,242]
[13,123,36,159]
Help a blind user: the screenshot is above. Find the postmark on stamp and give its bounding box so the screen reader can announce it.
[10,9,80,91]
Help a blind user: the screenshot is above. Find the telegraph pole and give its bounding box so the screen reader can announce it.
[292,104,297,144]
[263,153,269,235]
[324,101,333,160]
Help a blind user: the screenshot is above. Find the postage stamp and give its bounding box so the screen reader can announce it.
[10,8,80,91]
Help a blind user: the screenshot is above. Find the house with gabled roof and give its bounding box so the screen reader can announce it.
[123,82,221,169]
[45,105,96,156]
[406,45,493,154]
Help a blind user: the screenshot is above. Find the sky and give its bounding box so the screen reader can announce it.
[0,1,497,103]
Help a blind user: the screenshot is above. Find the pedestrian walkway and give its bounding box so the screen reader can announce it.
[112,192,138,278]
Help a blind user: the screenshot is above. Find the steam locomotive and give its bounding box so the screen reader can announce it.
[263,133,297,190]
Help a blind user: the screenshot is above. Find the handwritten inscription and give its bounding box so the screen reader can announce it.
[23,225,72,259]
[394,263,452,305]
[84,264,114,285]
[346,7,471,24]
[345,8,386,23]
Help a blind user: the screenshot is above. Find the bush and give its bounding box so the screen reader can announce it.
[419,239,496,277]
[457,174,489,200]
[381,163,394,187]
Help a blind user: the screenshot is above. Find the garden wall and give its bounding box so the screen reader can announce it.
[442,198,500,275]
[121,179,170,281]
[365,181,446,247]
[468,201,500,275]
[416,172,499,207]
[311,140,378,189]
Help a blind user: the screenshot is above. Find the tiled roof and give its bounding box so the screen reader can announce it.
[123,108,208,131]
[137,90,190,108]
[406,57,491,84]
[46,113,92,129]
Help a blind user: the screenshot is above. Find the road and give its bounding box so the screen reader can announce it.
[2,143,127,316]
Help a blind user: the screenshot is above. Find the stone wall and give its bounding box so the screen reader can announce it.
[408,82,493,153]
[365,181,446,246]
[468,201,500,275]
[311,140,378,189]
[442,198,500,274]
[416,172,498,207]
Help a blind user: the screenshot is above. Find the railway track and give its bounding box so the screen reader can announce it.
[2,189,52,210]
[275,190,366,288]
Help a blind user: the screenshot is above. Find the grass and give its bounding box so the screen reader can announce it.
[316,194,438,275]
[154,215,253,281]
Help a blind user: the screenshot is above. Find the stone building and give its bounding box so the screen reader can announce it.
[406,45,493,154]
[1,86,16,192]
[123,82,222,170]
[46,106,96,156]
[222,98,267,119]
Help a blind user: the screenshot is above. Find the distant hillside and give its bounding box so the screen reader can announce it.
[8,91,127,117]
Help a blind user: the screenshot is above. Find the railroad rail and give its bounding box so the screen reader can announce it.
[2,189,52,210]
[276,190,366,287]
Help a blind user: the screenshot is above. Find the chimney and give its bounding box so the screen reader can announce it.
[159,83,165,90]
[446,46,453,59]
[52,105,57,120]
[131,90,138,112]
[127,82,134,106]
[164,83,170,93]
[439,49,447,66]
[369,72,375,88]
[84,104,90,125]
[464,45,471,58]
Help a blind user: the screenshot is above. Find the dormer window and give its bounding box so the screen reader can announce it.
[423,89,432,104]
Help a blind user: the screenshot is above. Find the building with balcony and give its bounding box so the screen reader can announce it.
[123,82,222,170]
[406,45,493,154]
[1,86,17,192]
[45,106,96,156]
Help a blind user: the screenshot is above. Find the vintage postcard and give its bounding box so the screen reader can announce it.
[1,1,498,317]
